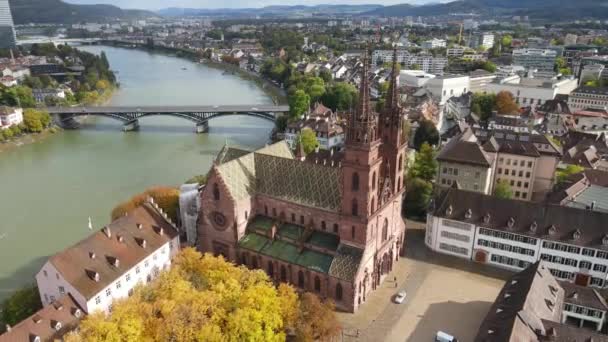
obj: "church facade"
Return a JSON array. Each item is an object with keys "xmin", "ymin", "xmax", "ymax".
[{"xmin": 197, "ymin": 50, "xmax": 408, "ymax": 312}]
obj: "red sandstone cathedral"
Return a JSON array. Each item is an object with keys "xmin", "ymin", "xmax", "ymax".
[{"xmin": 198, "ymin": 49, "xmax": 407, "ymax": 312}]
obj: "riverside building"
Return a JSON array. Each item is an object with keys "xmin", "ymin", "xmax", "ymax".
[
  {"xmin": 198, "ymin": 50, "xmax": 408, "ymax": 312},
  {"xmin": 35, "ymin": 200, "xmax": 180, "ymax": 315}
]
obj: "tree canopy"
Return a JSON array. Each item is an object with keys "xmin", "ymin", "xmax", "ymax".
[
  {"xmin": 65, "ymin": 249, "xmax": 340, "ymax": 342},
  {"xmin": 409, "ymin": 143, "xmax": 438, "ymax": 182},
  {"xmin": 495, "ymin": 91, "xmax": 519, "ymax": 114},
  {"xmin": 413, "ymin": 120, "xmax": 439, "ymax": 150},
  {"xmin": 288, "ymin": 89, "xmax": 311, "ymax": 120},
  {"xmin": 0, "ymin": 285, "xmax": 42, "ymax": 333},
  {"xmin": 556, "ymin": 165, "xmax": 584, "ymax": 184},
  {"xmin": 493, "ymin": 180, "xmax": 513, "ymax": 199},
  {"xmin": 299, "ymin": 128, "xmax": 319, "ymax": 155},
  {"xmin": 403, "ymin": 177, "xmax": 433, "ymax": 218},
  {"xmin": 471, "ymin": 93, "xmax": 496, "ymax": 121},
  {"xmin": 111, "ymin": 186, "xmax": 180, "ymax": 222},
  {"xmin": 321, "ymin": 82, "xmax": 358, "ymax": 112}
]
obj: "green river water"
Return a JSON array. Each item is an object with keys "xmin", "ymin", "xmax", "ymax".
[{"xmin": 0, "ymin": 45, "xmax": 274, "ymax": 300}]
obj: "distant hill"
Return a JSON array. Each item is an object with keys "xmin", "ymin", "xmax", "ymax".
[
  {"xmin": 158, "ymin": 4, "xmax": 383, "ymax": 18},
  {"xmin": 9, "ymin": 0, "xmax": 155, "ymax": 24},
  {"xmin": 363, "ymin": 0, "xmax": 608, "ymax": 19}
]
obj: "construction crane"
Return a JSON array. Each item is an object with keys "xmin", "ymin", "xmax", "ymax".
[{"xmin": 458, "ymin": 22, "xmax": 464, "ymax": 45}]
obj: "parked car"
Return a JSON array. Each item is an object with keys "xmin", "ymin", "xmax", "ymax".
[
  {"xmin": 435, "ymin": 331, "xmax": 457, "ymax": 342},
  {"xmin": 394, "ymin": 290, "xmax": 407, "ymax": 304}
]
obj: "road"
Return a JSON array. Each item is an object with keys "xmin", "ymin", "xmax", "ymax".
[{"xmin": 338, "ymin": 222, "xmax": 510, "ymax": 342}]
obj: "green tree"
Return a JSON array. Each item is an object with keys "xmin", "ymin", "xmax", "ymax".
[
  {"xmin": 275, "ymin": 115, "xmax": 289, "ymax": 133},
  {"xmin": 410, "ymin": 143, "xmax": 438, "ymax": 182},
  {"xmin": 321, "ymin": 82, "xmax": 358, "ymax": 111},
  {"xmin": 410, "ymin": 64, "xmax": 421, "ymax": 70},
  {"xmin": 289, "ymin": 89, "xmax": 310, "ymax": 120},
  {"xmin": 22, "ymin": 109, "xmax": 45, "ymax": 133},
  {"xmin": 481, "ymin": 61, "xmax": 497, "ymax": 73},
  {"xmin": 403, "ymin": 178, "xmax": 433, "ymax": 218},
  {"xmin": 556, "ymin": 165, "xmax": 584, "ymax": 184},
  {"xmin": 318, "ymin": 69, "xmax": 332, "ymax": 83},
  {"xmin": 299, "ymin": 128, "xmax": 319, "ymax": 155},
  {"xmin": 494, "ymin": 180, "xmax": 513, "ymax": 199},
  {"xmin": 471, "ymin": 93, "xmax": 496, "ymax": 120},
  {"xmin": 1, "ymin": 285, "xmax": 42, "ymax": 331},
  {"xmin": 501, "ymin": 35, "xmax": 513, "ymax": 48},
  {"xmin": 413, "ymin": 120, "xmax": 439, "ymax": 150},
  {"xmin": 302, "ymin": 76, "xmax": 325, "ymax": 102}
]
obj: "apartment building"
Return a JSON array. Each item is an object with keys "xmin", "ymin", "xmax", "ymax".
[
  {"xmin": 512, "ymin": 48, "xmax": 558, "ymax": 73},
  {"xmin": 372, "ymin": 49, "xmax": 448, "ymax": 75},
  {"xmin": 475, "ymin": 261, "xmax": 608, "ymax": 342},
  {"xmin": 427, "ymin": 188, "xmax": 608, "ymax": 290},
  {"xmin": 487, "ymin": 75, "xmax": 578, "ymax": 108},
  {"xmin": 468, "ymin": 69, "xmax": 496, "ymax": 93},
  {"xmin": 437, "ymin": 128, "xmax": 562, "ymax": 201},
  {"xmin": 568, "ymin": 86, "xmax": 608, "ymax": 112},
  {"xmin": 421, "ymin": 38, "xmax": 446, "ymax": 49},
  {"xmin": 424, "ymin": 74, "xmax": 470, "ymax": 105},
  {"xmin": 35, "ymin": 200, "xmax": 180, "ymax": 315},
  {"xmin": 470, "ymin": 33, "xmax": 495, "ymax": 50}
]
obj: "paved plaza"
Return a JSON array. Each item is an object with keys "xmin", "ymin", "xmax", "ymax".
[{"xmin": 337, "ymin": 222, "xmax": 510, "ymax": 342}]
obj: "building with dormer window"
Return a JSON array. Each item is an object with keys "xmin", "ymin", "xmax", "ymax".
[
  {"xmin": 427, "ymin": 188, "xmax": 608, "ymax": 289},
  {"xmin": 35, "ymin": 199, "xmax": 180, "ymax": 315}
]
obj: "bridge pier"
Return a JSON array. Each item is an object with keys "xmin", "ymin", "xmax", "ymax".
[
  {"xmin": 195, "ymin": 121, "xmax": 209, "ymax": 134},
  {"xmin": 123, "ymin": 120, "xmax": 140, "ymax": 132}
]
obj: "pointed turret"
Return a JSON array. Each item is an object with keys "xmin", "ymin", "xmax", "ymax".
[
  {"xmin": 384, "ymin": 46, "xmax": 400, "ymax": 111},
  {"xmin": 345, "ymin": 48, "xmax": 378, "ymax": 146}
]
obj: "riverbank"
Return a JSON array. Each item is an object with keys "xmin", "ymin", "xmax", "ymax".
[
  {"xmin": 0, "ymin": 127, "xmax": 60, "ymax": 153},
  {"xmin": 99, "ymin": 40, "xmax": 287, "ymax": 105}
]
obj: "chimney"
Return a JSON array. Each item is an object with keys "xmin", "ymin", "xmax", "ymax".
[
  {"xmin": 136, "ymin": 223, "xmax": 143, "ymax": 230},
  {"xmin": 117, "ymin": 235, "xmax": 124, "ymax": 243},
  {"xmin": 591, "ymin": 201, "xmax": 596, "ymax": 210},
  {"xmin": 102, "ymin": 226, "xmax": 111, "ymax": 238},
  {"xmin": 89, "ymin": 252, "xmax": 96, "ymax": 259},
  {"xmin": 5, "ymin": 324, "xmax": 10, "ymax": 332}
]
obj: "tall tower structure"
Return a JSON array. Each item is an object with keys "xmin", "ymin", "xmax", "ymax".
[
  {"xmin": 342, "ymin": 49, "xmax": 382, "ymax": 224},
  {"xmin": 0, "ymin": 0, "xmax": 16, "ymax": 49},
  {"xmin": 379, "ymin": 47, "xmax": 408, "ymax": 199}
]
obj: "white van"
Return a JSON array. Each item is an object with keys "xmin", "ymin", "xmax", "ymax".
[{"xmin": 435, "ymin": 331, "xmax": 457, "ymax": 342}]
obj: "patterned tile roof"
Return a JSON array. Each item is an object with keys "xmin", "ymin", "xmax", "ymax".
[
  {"xmin": 215, "ymin": 141, "xmax": 341, "ymax": 211},
  {"xmin": 255, "ymin": 153, "xmax": 341, "ymax": 211},
  {"xmin": 238, "ymin": 218, "xmax": 364, "ymax": 282},
  {"xmin": 329, "ymin": 244, "xmax": 364, "ymax": 282}
]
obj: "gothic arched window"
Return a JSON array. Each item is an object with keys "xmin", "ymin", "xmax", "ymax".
[
  {"xmin": 336, "ymin": 283, "xmax": 343, "ymax": 301},
  {"xmin": 372, "ymin": 171, "xmax": 377, "ymax": 191},
  {"xmin": 298, "ymin": 270, "xmax": 305, "ymax": 288},
  {"xmin": 382, "ymin": 218, "xmax": 389, "ymax": 242},
  {"xmin": 314, "ymin": 276, "xmax": 321, "ymax": 292},
  {"xmin": 352, "ymin": 172, "xmax": 360, "ymax": 191},
  {"xmin": 352, "ymin": 199, "xmax": 359, "ymax": 216},
  {"xmin": 213, "ymin": 183, "xmax": 220, "ymax": 201}
]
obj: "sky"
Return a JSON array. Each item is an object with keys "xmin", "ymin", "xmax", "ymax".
[{"xmin": 65, "ymin": 0, "xmax": 441, "ymax": 10}]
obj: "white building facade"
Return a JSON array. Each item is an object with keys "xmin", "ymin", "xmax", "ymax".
[
  {"xmin": 0, "ymin": 106, "xmax": 22, "ymax": 129},
  {"xmin": 36, "ymin": 201, "xmax": 181, "ymax": 314},
  {"xmin": 426, "ymin": 189, "xmax": 608, "ymax": 289}
]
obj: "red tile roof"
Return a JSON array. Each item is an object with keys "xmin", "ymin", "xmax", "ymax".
[
  {"xmin": 48, "ymin": 202, "xmax": 179, "ymax": 301},
  {"xmin": 0, "ymin": 294, "xmax": 84, "ymax": 342}
]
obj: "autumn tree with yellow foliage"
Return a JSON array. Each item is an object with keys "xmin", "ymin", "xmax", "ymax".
[
  {"xmin": 111, "ymin": 186, "xmax": 180, "ymax": 222},
  {"xmin": 65, "ymin": 249, "xmax": 340, "ymax": 342}
]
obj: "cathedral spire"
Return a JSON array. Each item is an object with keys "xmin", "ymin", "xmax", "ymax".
[
  {"xmin": 357, "ymin": 48, "xmax": 372, "ymax": 119},
  {"xmin": 384, "ymin": 46, "xmax": 400, "ymax": 111},
  {"xmin": 346, "ymin": 47, "xmax": 378, "ymax": 146}
]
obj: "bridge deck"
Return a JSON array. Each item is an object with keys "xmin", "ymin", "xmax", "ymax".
[{"xmin": 47, "ymin": 105, "xmax": 289, "ymax": 114}]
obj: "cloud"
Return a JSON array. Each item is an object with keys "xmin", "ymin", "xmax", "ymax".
[{"xmin": 65, "ymin": 0, "xmax": 438, "ymax": 10}]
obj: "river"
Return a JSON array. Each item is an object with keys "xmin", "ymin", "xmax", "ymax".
[{"xmin": 0, "ymin": 45, "xmax": 275, "ymax": 300}]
